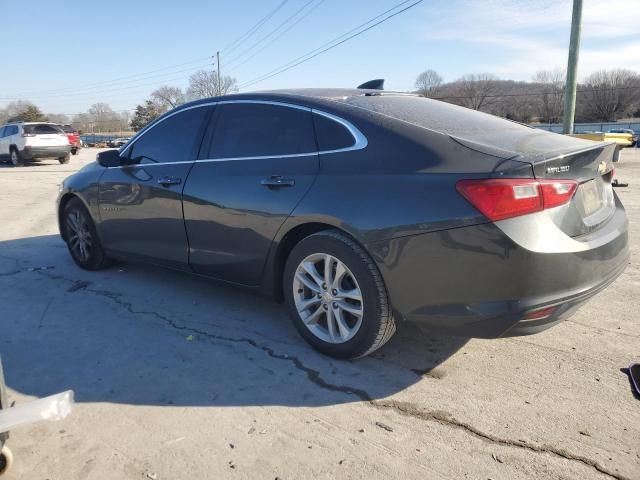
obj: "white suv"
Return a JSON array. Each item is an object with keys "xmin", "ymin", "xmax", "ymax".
[{"xmin": 0, "ymin": 122, "xmax": 71, "ymax": 166}]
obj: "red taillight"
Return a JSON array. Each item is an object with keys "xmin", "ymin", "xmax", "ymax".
[
  {"xmin": 523, "ymin": 306, "xmax": 557, "ymax": 320},
  {"xmin": 456, "ymin": 178, "xmax": 578, "ymax": 221},
  {"xmin": 539, "ymin": 181, "xmax": 578, "ymax": 209}
]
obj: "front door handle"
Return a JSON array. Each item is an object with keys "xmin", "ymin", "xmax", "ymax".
[
  {"xmin": 261, "ymin": 175, "xmax": 295, "ymax": 188},
  {"xmin": 157, "ymin": 176, "xmax": 182, "ymax": 186}
]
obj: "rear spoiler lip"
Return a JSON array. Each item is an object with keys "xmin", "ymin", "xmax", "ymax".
[{"xmin": 522, "ymin": 141, "xmax": 615, "ymax": 165}]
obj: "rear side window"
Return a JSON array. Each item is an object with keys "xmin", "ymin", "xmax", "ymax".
[
  {"xmin": 23, "ymin": 124, "xmax": 63, "ymax": 134},
  {"xmin": 128, "ymin": 107, "xmax": 208, "ymax": 164},
  {"xmin": 313, "ymin": 113, "xmax": 355, "ymax": 151},
  {"xmin": 208, "ymin": 103, "xmax": 316, "ymax": 158}
]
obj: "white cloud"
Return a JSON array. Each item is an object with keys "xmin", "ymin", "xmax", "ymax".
[{"xmin": 419, "ymin": 0, "xmax": 640, "ymax": 80}]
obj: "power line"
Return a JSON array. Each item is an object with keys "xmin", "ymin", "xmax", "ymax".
[
  {"xmin": 2, "ymin": 57, "xmax": 211, "ymax": 98},
  {"xmin": 224, "ymin": 0, "xmax": 321, "ymax": 70},
  {"xmin": 221, "ymin": 0, "xmax": 289, "ymax": 56},
  {"xmin": 0, "ymin": 63, "xmax": 209, "ymax": 100},
  {"xmin": 226, "ymin": 0, "xmax": 326, "ymax": 74},
  {"xmin": 238, "ymin": 0, "xmax": 424, "ymax": 90}
]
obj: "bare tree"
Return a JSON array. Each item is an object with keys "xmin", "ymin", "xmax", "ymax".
[
  {"xmin": 46, "ymin": 113, "xmax": 71, "ymax": 124},
  {"xmin": 71, "ymin": 103, "xmax": 130, "ymax": 133},
  {"xmin": 580, "ymin": 69, "xmax": 640, "ymax": 121},
  {"xmin": 151, "ymin": 86, "xmax": 185, "ymax": 110},
  {"xmin": 451, "ymin": 73, "xmax": 501, "ymax": 111},
  {"xmin": 532, "ymin": 69, "xmax": 565, "ymax": 123},
  {"xmin": 415, "ymin": 69, "xmax": 443, "ymax": 97},
  {"xmin": 186, "ymin": 70, "xmax": 238, "ymax": 100},
  {"xmin": 0, "ymin": 100, "xmax": 41, "ymax": 124}
]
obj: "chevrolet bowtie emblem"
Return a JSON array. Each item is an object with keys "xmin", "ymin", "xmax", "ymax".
[{"xmin": 598, "ymin": 161, "xmax": 607, "ymax": 175}]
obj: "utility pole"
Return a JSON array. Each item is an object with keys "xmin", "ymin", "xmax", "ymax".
[
  {"xmin": 562, "ymin": 0, "xmax": 583, "ymax": 134},
  {"xmin": 217, "ymin": 51, "xmax": 222, "ymax": 97}
]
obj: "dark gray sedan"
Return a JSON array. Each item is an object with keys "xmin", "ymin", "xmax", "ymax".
[{"xmin": 57, "ymin": 89, "xmax": 629, "ymax": 358}]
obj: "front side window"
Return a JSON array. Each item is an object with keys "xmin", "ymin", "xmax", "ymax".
[
  {"xmin": 208, "ymin": 103, "xmax": 316, "ymax": 158},
  {"xmin": 128, "ymin": 107, "xmax": 208, "ymax": 164}
]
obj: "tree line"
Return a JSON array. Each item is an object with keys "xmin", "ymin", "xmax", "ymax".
[
  {"xmin": 1, "ymin": 67, "xmax": 638, "ymax": 133},
  {"xmin": 129, "ymin": 69, "xmax": 238, "ymax": 130},
  {"xmin": 0, "ymin": 68, "xmax": 238, "ymax": 134},
  {"xmin": 414, "ymin": 68, "xmax": 640, "ymax": 124}
]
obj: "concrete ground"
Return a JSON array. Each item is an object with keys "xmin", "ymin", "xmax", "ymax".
[{"xmin": 0, "ymin": 148, "xmax": 638, "ymax": 480}]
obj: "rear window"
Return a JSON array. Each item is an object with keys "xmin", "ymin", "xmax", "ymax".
[
  {"xmin": 23, "ymin": 124, "xmax": 64, "ymax": 135},
  {"xmin": 341, "ymin": 95, "xmax": 533, "ymax": 138},
  {"xmin": 313, "ymin": 113, "xmax": 354, "ymax": 151},
  {"xmin": 339, "ymin": 95, "xmax": 591, "ymax": 157}
]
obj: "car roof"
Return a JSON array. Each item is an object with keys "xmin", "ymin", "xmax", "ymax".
[{"xmin": 180, "ymin": 88, "xmax": 417, "ymax": 110}]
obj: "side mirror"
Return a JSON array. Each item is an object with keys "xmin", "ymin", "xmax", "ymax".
[{"xmin": 96, "ymin": 149, "xmax": 123, "ymax": 168}]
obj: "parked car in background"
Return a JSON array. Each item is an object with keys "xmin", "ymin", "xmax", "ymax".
[
  {"xmin": 59, "ymin": 124, "xmax": 82, "ymax": 155},
  {"xmin": 0, "ymin": 122, "xmax": 71, "ymax": 166},
  {"xmin": 57, "ymin": 89, "xmax": 629, "ymax": 358},
  {"xmin": 608, "ymin": 128, "xmax": 638, "ymax": 147},
  {"xmin": 572, "ymin": 131, "xmax": 633, "ymax": 148},
  {"xmin": 108, "ymin": 138, "xmax": 130, "ymax": 148}
]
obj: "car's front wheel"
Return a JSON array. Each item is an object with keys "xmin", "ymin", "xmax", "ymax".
[
  {"xmin": 283, "ymin": 230, "xmax": 397, "ymax": 359},
  {"xmin": 63, "ymin": 198, "xmax": 111, "ymax": 270}
]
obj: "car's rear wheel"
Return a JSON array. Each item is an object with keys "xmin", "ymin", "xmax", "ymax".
[
  {"xmin": 9, "ymin": 148, "xmax": 23, "ymax": 167},
  {"xmin": 71, "ymin": 148, "xmax": 78, "ymax": 155},
  {"xmin": 58, "ymin": 153, "xmax": 70, "ymax": 164},
  {"xmin": 283, "ymin": 230, "xmax": 396, "ymax": 359},
  {"xmin": 63, "ymin": 198, "xmax": 111, "ymax": 270},
  {"xmin": 0, "ymin": 445, "xmax": 13, "ymax": 475}
]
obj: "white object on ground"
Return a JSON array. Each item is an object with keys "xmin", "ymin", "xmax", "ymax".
[{"xmin": 0, "ymin": 391, "xmax": 74, "ymax": 434}]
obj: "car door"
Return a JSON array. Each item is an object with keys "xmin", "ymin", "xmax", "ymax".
[
  {"xmin": 98, "ymin": 105, "xmax": 211, "ymax": 269},
  {"xmin": 182, "ymin": 100, "xmax": 319, "ymax": 285}
]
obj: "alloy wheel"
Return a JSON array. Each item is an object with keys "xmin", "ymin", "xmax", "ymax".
[
  {"xmin": 66, "ymin": 209, "xmax": 93, "ymax": 262},
  {"xmin": 293, "ymin": 253, "xmax": 364, "ymax": 344}
]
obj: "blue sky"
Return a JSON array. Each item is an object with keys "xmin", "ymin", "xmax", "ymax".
[{"xmin": 1, "ymin": 0, "xmax": 638, "ymax": 115}]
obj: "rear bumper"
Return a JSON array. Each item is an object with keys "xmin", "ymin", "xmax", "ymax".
[
  {"xmin": 20, "ymin": 145, "xmax": 71, "ymax": 160},
  {"xmin": 367, "ymin": 199, "xmax": 629, "ymax": 338}
]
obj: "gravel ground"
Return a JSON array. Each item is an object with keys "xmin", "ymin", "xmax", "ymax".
[{"xmin": 0, "ymin": 148, "xmax": 638, "ymax": 480}]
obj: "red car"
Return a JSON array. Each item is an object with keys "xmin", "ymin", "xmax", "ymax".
[{"xmin": 59, "ymin": 125, "xmax": 81, "ymax": 155}]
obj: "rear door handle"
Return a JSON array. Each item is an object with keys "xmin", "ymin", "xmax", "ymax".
[
  {"xmin": 261, "ymin": 175, "xmax": 295, "ymax": 188},
  {"xmin": 157, "ymin": 176, "xmax": 182, "ymax": 186}
]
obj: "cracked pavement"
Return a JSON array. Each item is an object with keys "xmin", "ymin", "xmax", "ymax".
[{"xmin": 0, "ymin": 149, "xmax": 638, "ymax": 480}]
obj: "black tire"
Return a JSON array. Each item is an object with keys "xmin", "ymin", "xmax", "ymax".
[
  {"xmin": 9, "ymin": 147, "xmax": 23, "ymax": 167},
  {"xmin": 58, "ymin": 153, "xmax": 71, "ymax": 164},
  {"xmin": 283, "ymin": 229, "xmax": 396, "ymax": 359},
  {"xmin": 71, "ymin": 148, "xmax": 78, "ymax": 155},
  {"xmin": 0, "ymin": 445, "xmax": 13, "ymax": 475},
  {"xmin": 63, "ymin": 198, "xmax": 111, "ymax": 270}
]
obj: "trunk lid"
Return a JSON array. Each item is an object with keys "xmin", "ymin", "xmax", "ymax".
[
  {"xmin": 448, "ymin": 123, "xmax": 617, "ymax": 238},
  {"xmin": 527, "ymin": 142, "xmax": 616, "ymax": 238},
  {"xmin": 23, "ymin": 124, "xmax": 69, "ymax": 147}
]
